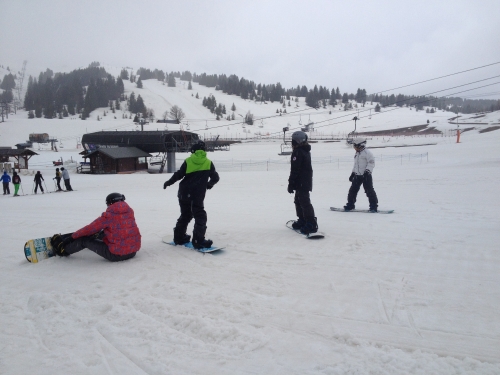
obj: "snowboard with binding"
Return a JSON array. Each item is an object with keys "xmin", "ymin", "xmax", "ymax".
[
  {"xmin": 162, "ymin": 236, "xmax": 225, "ymax": 253},
  {"xmin": 286, "ymin": 221, "xmax": 325, "ymax": 239},
  {"xmin": 24, "ymin": 237, "xmax": 55, "ymax": 263},
  {"xmin": 330, "ymin": 207, "xmax": 394, "ymax": 214}
]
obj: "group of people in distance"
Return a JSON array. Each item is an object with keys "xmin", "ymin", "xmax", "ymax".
[
  {"xmin": 49, "ymin": 134, "xmax": 378, "ymax": 262},
  {"xmin": 1, "ymin": 167, "xmax": 74, "ymax": 195}
]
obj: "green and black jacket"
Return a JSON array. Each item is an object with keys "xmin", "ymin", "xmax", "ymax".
[{"xmin": 165, "ymin": 150, "xmax": 220, "ymax": 200}]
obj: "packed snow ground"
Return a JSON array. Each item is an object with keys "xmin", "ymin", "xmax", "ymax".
[{"xmin": 1, "ymin": 77, "xmax": 500, "ymax": 374}]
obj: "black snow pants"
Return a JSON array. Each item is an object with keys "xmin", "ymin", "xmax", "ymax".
[
  {"xmin": 55, "ymin": 177, "xmax": 62, "ymax": 190},
  {"xmin": 347, "ymin": 174, "xmax": 378, "ymax": 210},
  {"xmin": 174, "ymin": 198, "xmax": 208, "ymax": 242},
  {"xmin": 34, "ymin": 181, "xmax": 44, "ymax": 193},
  {"xmin": 2, "ymin": 182, "xmax": 10, "ymax": 194},
  {"xmin": 64, "ymin": 179, "xmax": 73, "ymax": 191},
  {"xmin": 294, "ymin": 189, "xmax": 315, "ymax": 221},
  {"xmin": 64, "ymin": 233, "xmax": 136, "ymax": 262}
]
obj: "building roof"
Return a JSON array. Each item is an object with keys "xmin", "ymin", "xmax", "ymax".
[
  {"xmin": 0, "ymin": 149, "xmax": 38, "ymax": 156},
  {"xmin": 85, "ymin": 147, "xmax": 151, "ymax": 159},
  {"xmin": 81, "ymin": 130, "xmax": 199, "ymax": 153}
]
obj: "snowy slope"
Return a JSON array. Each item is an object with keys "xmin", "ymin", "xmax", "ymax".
[{"xmin": 1, "ymin": 80, "xmax": 500, "ymax": 374}]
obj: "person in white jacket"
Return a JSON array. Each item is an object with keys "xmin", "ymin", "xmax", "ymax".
[{"xmin": 344, "ymin": 138, "xmax": 378, "ymax": 212}]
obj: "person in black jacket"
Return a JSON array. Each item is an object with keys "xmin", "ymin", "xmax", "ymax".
[
  {"xmin": 33, "ymin": 171, "xmax": 44, "ymax": 194},
  {"xmin": 288, "ymin": 131, "xmax": 318, "ymax": 234},
  {"xmin": 163, "ymin": 140, "xmax": 220, "ymax": 249}
]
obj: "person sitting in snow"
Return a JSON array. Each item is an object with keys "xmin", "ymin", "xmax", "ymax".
[
  {"xmin": 50, "ymin": 193, "xmax": 141, "ymax": 261},
  {"xmin": 163, "ymin": 140, "xmax": 220, "ymax": 249},
  {"xmin": 288, "ymin": 131, "xmax": 318, "ymax": 234},
  {"xmin": 344, "ymin": 138, "xmax": 378, "ymax": 212}
]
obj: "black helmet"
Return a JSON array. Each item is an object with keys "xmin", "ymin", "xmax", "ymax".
[
  {"xmin": 291, "ymin": 131, "xmax": 308, "ymax": 145},
  {"xmin": 106, "ymin": 192, "xmax": 125, "ymax": 205},
  {"xmin": 191, "ymin": 140, "xmax": 206, "ymax": 153}
]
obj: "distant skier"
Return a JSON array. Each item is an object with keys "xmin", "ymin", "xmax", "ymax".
[
  {"xmin": 344, "ymin": 138, "xmax": 378, "ymax": 212},
  {"xmin": 1, "ymin": 171, "xmax": 11, "ymax": 195},
  {"xmin": 53, "ymin": 168, "xmax": 63, "ymax": 191},
  {"xmin": 288, "ymin": 131, "xmax": 318, "ymax": 234},
  {"xmin": 33, "ymin": 171, "xmax": 44, "ymax": 194},
  {"xmin": 163, "ymin": 140, "xmax": 220, "ymax": 249},
  {"xmin": 61, "ymin": 167, "xmax": 73, "ymax": 191},
  {"xmin": 12, "ymin": 171, "xmax": 21, "ymax": 196},
  {"xmin": 50, "ymin": 193, "xmax": 141, "ymax": 261}
]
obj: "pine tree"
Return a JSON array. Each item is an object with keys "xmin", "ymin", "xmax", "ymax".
[
  {"xmin": 167, "ymin": 74, "xmax": 176, "ymax": 87},
  {"xmin": 136, "ymin": 77, "xmax": 143, "ymax": 88},
  {"xmin": 188, "ymin": 80, "xmax": 192, "ymax": 90}
]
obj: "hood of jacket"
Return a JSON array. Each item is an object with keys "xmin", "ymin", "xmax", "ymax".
[{"xmin": 190, "ymin": 150, "xmax": 208, "ymax": 165}]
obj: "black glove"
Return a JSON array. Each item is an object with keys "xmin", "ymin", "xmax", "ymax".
[
  {"xmin": 349, "ymin": 172, "xmax": 355, "ymax": 182},
  {"xmin": 207, "ymin": 183, "xmax": 213, "ymax": 190},
  {"xmin": 287, "ymin": 185, "xmax": 294, "ymax": 194},
  {"xmin": 163, "ymin": 181, "xmax": 169, "ymax": 189},
  {"xmin": 62, "ymin": 236, "xmax": 74, "ymax": 246},
  {"xmin": 363, "ymin": 169, "xmax": 371, "ymax": 178}
]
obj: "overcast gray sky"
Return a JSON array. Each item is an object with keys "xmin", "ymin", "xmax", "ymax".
[{"xmin": 1, "ymin": 0, "xmax": 500, "ymax": 98}]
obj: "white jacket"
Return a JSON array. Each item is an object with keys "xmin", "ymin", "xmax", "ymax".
[
  {"xmin": 352, "ymin": 148, "xmax": 375, "ymax": 175},
  {"xmin": 62, "ymin": 169, "xmax": 70, "ymax": 180}
]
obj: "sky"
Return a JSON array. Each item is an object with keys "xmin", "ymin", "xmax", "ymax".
[{"xmin": 1, "ymin": 0, "xmax": 500, "ymax": 99}]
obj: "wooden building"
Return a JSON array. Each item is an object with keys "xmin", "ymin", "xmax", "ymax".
[
  {"xmin": 80, "ymin": 130, "xmax": 200, "ymax": 173},
  {"xmin": 82, "ymin": 147, "xmax": 151, "ymax": 174},
  {"xmin": 0, "ymin": 148, "xmax": 38, "ymax": 170}
]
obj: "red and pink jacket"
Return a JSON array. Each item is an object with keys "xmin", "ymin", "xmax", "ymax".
[{"xmin": 72, "ymin": 201, "xmax": 141, "ymax": 255}]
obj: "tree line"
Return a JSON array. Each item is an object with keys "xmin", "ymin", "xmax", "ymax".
[{"xmin": 22, "ymin": 66, "xmax": 125, "ymax": 120}]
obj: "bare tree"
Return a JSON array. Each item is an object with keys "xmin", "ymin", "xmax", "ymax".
[{"xmin": 168, "ymin": 105, "xmax": 185, "ymax": 123}]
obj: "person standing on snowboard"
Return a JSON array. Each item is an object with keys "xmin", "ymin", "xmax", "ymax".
[
  {"xmin": 344, "ymin": 138, "xmax": 378, "ymax": 212},
  {"xmin": 288, "ymin": 131, "xmax": 318, "ymax": 234},
  {"xmin": 163, "ymin": 140, "xmax": 220, "ymax": 249},
  {"xmin": 50, "ymin": 193, "xmax": 141, "ymax": 261}
]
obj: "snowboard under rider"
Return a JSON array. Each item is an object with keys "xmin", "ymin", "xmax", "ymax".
[
  {"xmin": 288, "ymin": 130, "xmax": 318, "ymax": 234},
  {"xmin": 50, "ymin": 193, "xmax": 141, "ymax": 261},
  {"xmin": 33, "ymin": 171, "xmax": 44, "ymax": 194},
  {"xmin": 344, "ymin": 138, "xmax": 378, "ymax": 212},
  {"xmin": 163, "ymin": 140, "xmax": 220, "ymax": 249}
]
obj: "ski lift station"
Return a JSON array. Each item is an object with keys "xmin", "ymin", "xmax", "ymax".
[{"xmin": 80, "ymin": 130, "xmax": 200, "ymax": 174}]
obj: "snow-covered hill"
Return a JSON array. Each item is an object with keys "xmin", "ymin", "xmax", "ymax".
[{"xmin": 1, "ymin": 70, "xmax": 500, "ymax": 374}]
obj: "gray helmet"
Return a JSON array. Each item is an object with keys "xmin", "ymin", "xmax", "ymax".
[
  {"xmin": 353, "ymin": 137, "xmax": 367, "ymax": 147},
  {"xmin": 291, "ymin": 131, "xmax": 308, "ymax": 145}
]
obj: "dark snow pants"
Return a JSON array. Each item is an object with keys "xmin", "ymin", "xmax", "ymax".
[
  {"xmin": 347, "ymin": 174, "xmax": 378, "ymax": 209},
  {"xmin": 34, "ymin": 181, "xmax": 44, "ymax": 193},
  {"xmin": 64, "ymin": 179, "xmax": 73, "ymax": 191},
  {"xmin": 174, "ymin": 198, "xmax": 207, "ymax": 241},
  {"xmin": 294, "ymin": 189, "xmax": 315, "ymax": 221},
  {"xmin": 55, "ymin": 177, "xmax": 62, "ymax": 190},
  {"xmin": 65, "ymin": 235, "xmax": 136, "ymax": 262},
  {"xmin": 2, "ymin": 182, "xmax": 9, "ymax": 194}
]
